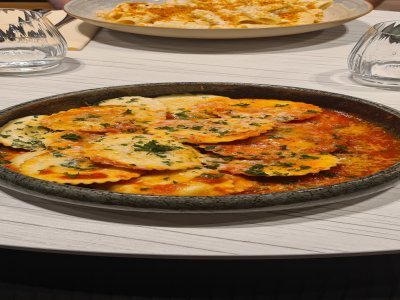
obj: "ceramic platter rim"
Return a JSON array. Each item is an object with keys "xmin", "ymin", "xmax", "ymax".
[
  {"xmin": 0, "ymin": 82, "xmax": 399, "ymax": 214},
  {"xmin": 64, "ymin": 0, "xmax": 373, "ymax": 39}
]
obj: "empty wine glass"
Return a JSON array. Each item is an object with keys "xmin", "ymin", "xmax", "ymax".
[
  {"xmin": 0, "ymin": 9, "xmax": 67, "ymax": 73},
  {"xmin": 348, "ymin": 20, "xmax": 400, "ymax": 87}
]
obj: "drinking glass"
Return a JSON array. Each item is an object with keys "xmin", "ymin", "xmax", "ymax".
[
  {"xmin": 348, "ymin": 20, "xmax": 400, "ymax": 87},
  {"xmin": 0, "ymin": 9, "xmax": 67, "ymax": 72}
]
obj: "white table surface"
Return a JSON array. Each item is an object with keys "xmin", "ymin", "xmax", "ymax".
[{"xmin": 0, "ymin": 10, "xmax": 400, "ymax": 258}]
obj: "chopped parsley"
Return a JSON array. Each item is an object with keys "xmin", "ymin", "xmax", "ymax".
[
  {"xmin": 156, "ymin": 126, "xmax": 177, "ymax": 132},
  {"xmin": 244, "ymin": 164, "xmax": 266, "ymax": 176},
  {"xmin": 299, "ymin": 165, "xmax": 311, "ymax": 170},
  {"xmin": 61, "ymin": 133, "xmax": 81, "ymax": 141},
  {"xmin": 300, "ymin": 154, "xmax": 319, "ymax": 160},
  {"xmin": 87, "ymin": 114, "xmax": 100, "ymax": 118},
  {"xmin": 231, "ymin": 103, "xmax": 250, "ymax": 107},
  {"xmin": 51, "ymin": 151, "xmax": 63, "ymax": 157},
  {"xmin": 275, "ymin": 162, "xmax": 294, "ymax": 167},
  {"xmin": 127, "ymin": 97, "xmax": 140, "ymax": 103},
  {"xmin": 11, "ymin": 138, "xmax": 44, "ymax": 150},
  {"xmin": 336, "ymin": 145, "xmax": 348, "ymax": 152},
  {"xmin": 174, "ymin": 112, "xmax": 189, "ymax": 120},
  {"xmin": 133, "ymin": 140, "xmax": 182, "ymax": 156},
  {"xmin": 204, "ymin": 145, "xmax": 217, "ymax": 151},
  {"xmin": 63, "ymin": 172, "xmax": 79, "ymax": 179},
  {"xmin": 60, "ymin": 159, "xmax": 94, "ymax": 170}
]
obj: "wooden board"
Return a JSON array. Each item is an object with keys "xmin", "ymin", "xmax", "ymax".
[{"xmin": 0, "ymin": 2, "xmax": 51, "ymax": 9}]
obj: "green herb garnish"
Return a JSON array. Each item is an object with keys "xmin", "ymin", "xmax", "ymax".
[
  {"xmin": 61, "ymin": 133, "xmax": 81, "ymax": 141},
  {"xmin": 133, "ymin": 140, "xmax": 182, "ymax": 155},
  {"xmin": 231, "ymin": 103, "xmax": 250, "ymax": 107},
  {"xmin": 244, "ymin": 164, "xmax": 266, "ymax": 176},
  {"xmin": 300, "ymin": 154, "xmax": 319, "ymax": 160}
]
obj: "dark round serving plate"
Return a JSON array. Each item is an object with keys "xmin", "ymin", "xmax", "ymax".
[{"xmin": 0, "ymin": 82, "xmax": 399, "ymax": 213}]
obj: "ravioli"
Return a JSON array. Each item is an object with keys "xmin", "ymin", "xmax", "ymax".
[
  {"xmin": 200, "ymin": 121, "xmax": 337, "ymax": 160},
  {"xmin": 10, "ymin": 150, "xmax": 47, "ymax": 169},
  {"xmin": 18, "ymin": 151, "xmax": 141, "ymax": 185},
  {"xmin": 40, "ymin": 106, "xmax": 160, "ymax": 133},
  {"xmin": 203, "ymin": 99, "xmax": 322, "ymax": 121},
  {"xmin": 42, "ymin": 130, "xmax": 101, "ymax": 157},
  {"xmin": 200, "ymin": 152, "xmax": 235, "ymax": 170},
  {"xmin": 0, "ymin": 146, "xmax": 28, "ymax": 169},
  {"xmin": 100, "ymin": 168, "xmax": 254, "ymax": 196},
  {"xmin": 0, "ymin": 116, "xmax": 50, "ymax": 150},
  {"xmin": 155, "ymin": 94, "xmax": 230, "ymax": 119},
  {"xmin": 219, "ymin": 154, "xmax": 338, "ymax": 176},
  {"xmin": 2, "ymin": 94, "xmax": 398, "ymax": 198},
  {"xmin": 98, "ymin": 96, "xmax": 153, "ymax": 106},
  {"xmin": 83, "ymin": 133, "xmax": 201, "ymax": 170},
  {"xmin": 148, "ymin": 118, "xmax": 275, "ymax": 143},
  {"xmin": 98, "ymin": 96, "xmax": 167, "ymax": 119}
]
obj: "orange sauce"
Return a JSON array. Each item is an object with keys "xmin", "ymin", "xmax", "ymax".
[{"xmin": 239, "ymin": 109, "xmax": 400, "ymax": 194}]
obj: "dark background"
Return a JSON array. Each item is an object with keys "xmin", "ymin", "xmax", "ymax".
[{"xmin": 1, "ymin": 248, "xmax": 400, "ymax": 299}]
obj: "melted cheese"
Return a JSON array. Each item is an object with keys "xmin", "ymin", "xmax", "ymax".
[
  {"xmin": 40, "ymin": 106, "xmax": 159, "ymax": 133},
  {"xmin": 101, "ymin": 168, "xmax": 254, "ymax": 196},
  {"xmin": 42, "ymin": 130, "xmax": 101, "ymax": 158},
  {"xmin": 204, "ymin": 99, "xmax": 322, "ymax": 121},
  {"xmin": 148, "ymin": 118, "xmax": 275, "ymax": 143},
  {"xmin": 156, "ymin": 94, "xmax": 230, "ymax": 119},
  {"xmin": 98, "ymin": 96, "xmax": 167, "ymax": 119},
  {"xmin": 200, "ymin": 121, "xmax": 336, "ymax": 160},
  {"xmin": 0, "ymin": 116, "xmax": 50, "ymax": 150},
  {"xmin": 83, "ymin": 133, "xmax": 202, "ymax": 170},
  {"xmin": 219, "ymin": 154, "xmax": 338, "ymax": 176},
  {"xmin": 18, "ymin": 151, "xmax": 141, "ymax": 185},
  {"xmin": 10, "ymin": 150, "xmax": 47, "ymax": 169}
]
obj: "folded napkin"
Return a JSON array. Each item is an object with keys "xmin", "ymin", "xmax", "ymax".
[{"xmin": 46, "ymin": 10, "xmax": 99, "ymax": 51}]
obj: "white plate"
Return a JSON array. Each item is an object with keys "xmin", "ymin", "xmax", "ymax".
[{"xmin": 64, "ymin": 0, "xmax": 373, "ymax": 39}]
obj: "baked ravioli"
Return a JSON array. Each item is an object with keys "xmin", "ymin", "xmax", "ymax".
[
  {"xmin": 148, "ymin": 118, "xmax": 275, "ymax": 143},
  {"xmin": 0, "ymin": 94, "xmax": 399, "ymax": 197},
  {"xmin": 40, "ymin": 106, "xmax": 162, "ymax": 133},
  {"xmin": 97, "ymin": 0, "xmax": 333, "ymax": 29},
  {"xmin": 0, "ymin": 115, "xmax": 50, "ymax": 150},
  {"xmin": 17, "ymin": 151, "xmax": 140, "ymax": 185},
  {"xmin": 101, "ymin": 168, "xmax": 254, "ymax": 196},
  {"xmin": 83, "ymin": 133, "xmax": 202, "ymax": 171}
]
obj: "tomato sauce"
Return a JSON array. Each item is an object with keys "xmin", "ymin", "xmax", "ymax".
[{"xmin": 239, "ymin": 109, "xmax": 400, "ymax": 194}]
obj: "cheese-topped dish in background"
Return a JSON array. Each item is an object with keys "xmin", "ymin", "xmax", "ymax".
[
  {"xmin": 97, "ymin": 0, "xmax": 333, "ymax": 29},
  {"xmin": 0, "ymin": 93, "xmax": 399, "ymax": 197}
]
